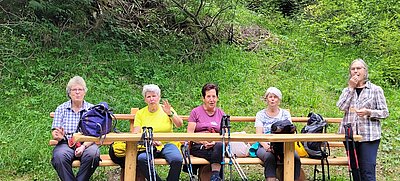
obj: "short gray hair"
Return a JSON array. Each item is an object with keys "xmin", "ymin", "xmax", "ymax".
[
  {"xmin": 142, "ymin": 84, "xmax": 161, "ymax": 97},
  {"xmin": 349, "ymin": 58, "xmax": 369, "ymax": 82},
  {"xmin": 66, "ymin": 76, "xmax": 87, "ymax": 94},
  {"xmin": 263, "ymin": 87, "xmax": 282, "ymax": 100}
]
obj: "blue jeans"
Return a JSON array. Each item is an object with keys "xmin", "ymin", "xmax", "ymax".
[
  {"xmin": 137, "ymin": 143, "xmax": 183, "ymax": 181},
  {"xmin": 51, "ymin": 142, "xmax": 100, "ymax": 181},
  {"xmin": 344, "ymin": 139, "xmax": 380, "ymax": 181}
]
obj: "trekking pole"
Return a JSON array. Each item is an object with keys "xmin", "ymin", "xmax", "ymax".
[
  {"xmin": 181, "ymin": 141, "xmax": 195, "ymax": 181},
  {"xmin": 227, "ymin": 150, "xmax": 248, "ymax": 181},
  {"xmin": 224, "ymin": 115, "xmax": 248, "ymax": 181},
  {"xmin": 344, "ymin": 123, "xmax": 354, "ymax": 181},
  {"xmin": 347, "ymin": 124, "xmax": 361, "ymax": 181},
  {"xmin": 220, "ymin": 115, "xmax": 227, "ymax": 181},
  {"xmin": 225, "ymin": 115, "xmax": 233, "ymax": 181},
  {"xmin": 142, "ymin": 127, "xmax": 153, "ymax": 181},
  {"xmin": 148, "ymin": 127, "xmax": 157, "ymax": 181}
]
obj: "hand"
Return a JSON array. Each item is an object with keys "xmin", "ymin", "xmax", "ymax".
[
  {"xmin": 153, "ymin": 141, "xmax": 162, "ymax": 146},
  {"xmin": 161, "ymin": 99, "xmax": 172, "ymax": 115},
  {"xmin": 356, "ymin": 108, "xmax": 371, "ymax": 117},
  {"xmin": 74, "ymin": 145, "xmax": 85, "ymax": 157},
  {"xmin": 348, "ymin": 75, "xmax": 359, "ymax": 89},
  {"xmin": 204, "ymin": 141, "xmax": 215, "ymax": 149},
  {"xmin": 52, "ymin": 127, "xmax": 65, "ymax": 141}
]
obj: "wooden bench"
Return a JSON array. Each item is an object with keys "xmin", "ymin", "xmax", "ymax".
[{"xmin": 49, "ymin": 108, "xmax": 348, "ymax": 180}]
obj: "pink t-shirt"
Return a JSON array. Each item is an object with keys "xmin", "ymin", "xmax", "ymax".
[{"xmin": 188, "ymin": 105, "xmax": 225, "ymax": 133}]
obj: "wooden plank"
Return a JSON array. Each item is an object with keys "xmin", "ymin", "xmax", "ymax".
[
  {"xmin": 50, "ymin": 112, "xmax": 342, "ymax": 123},
  {"xmin": 72, "ymin": 133, "xmax": 361, "ymax": 146},
  {"xmin": 73, "ymin": 154, "xmax": 348, "ymax": 167},
  {"xmin": 179, "ymin": 115, "xmax": 342, "ymax": 123},
  {"xmin": 49, "ymin": 112, "xmax": 135, "ymax": 120}
]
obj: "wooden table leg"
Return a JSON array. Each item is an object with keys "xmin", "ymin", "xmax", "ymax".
[
  {"xmin": 283, "ymin": 142, "xmax": 295, "ymax": 181},
  {"xmin": 125, "ymin": 141, "xmax": 138, "ymax": 181}
]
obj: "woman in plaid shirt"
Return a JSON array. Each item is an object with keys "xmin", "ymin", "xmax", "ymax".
[
  {"xmin": 337, "ymin": 59, "xmax": 389, "ymax": 181},
  {"xmin": 51, "ymin": 76, "xmax": 100, "ymax": 181}
]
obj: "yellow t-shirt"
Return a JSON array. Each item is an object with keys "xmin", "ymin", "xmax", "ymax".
[{"xmin": 134, "ymin": 105, "xmax": 180, "ymax": 151}]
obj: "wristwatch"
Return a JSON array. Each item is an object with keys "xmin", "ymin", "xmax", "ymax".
[{"xmin": 168, "ymin": 112, "xmax": 174, "ymax": 118}]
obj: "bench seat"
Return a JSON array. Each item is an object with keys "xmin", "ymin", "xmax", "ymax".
[{"xmin": 71, "ymin": 154, "xmax": 347, "ymax": 167}]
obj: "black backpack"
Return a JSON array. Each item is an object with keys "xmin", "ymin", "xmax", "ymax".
[
  {"xmin": 301, "ymin": 112, "xmax": 330, "ymax": 180},
  {"xmin": 271, "ymin": 119, "xmax": 296, "ymax": 160}
]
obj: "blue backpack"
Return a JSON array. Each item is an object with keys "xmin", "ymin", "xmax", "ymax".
[{"xmin": 80, "ymin": 102, "xmax": 115, "ymax": 138}]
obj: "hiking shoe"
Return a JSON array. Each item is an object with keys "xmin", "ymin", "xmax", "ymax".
[{"xmin": 210, "ymin": 174, "xmax": 222, "ymax": 181}]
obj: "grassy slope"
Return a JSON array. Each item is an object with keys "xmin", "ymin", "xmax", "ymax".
[{"xmin": 0, "ymin": 8, "xmax": 399, "ymax": 181}]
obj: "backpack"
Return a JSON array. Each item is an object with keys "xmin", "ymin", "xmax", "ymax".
[
  {"xmin": 80, "ymin": 102, "xmax": 115, "ymax": 138},
  {"xmin": 301, "ymin": 112, "xmax": 330, "ymax": 180},
  {"xmin": 270, "ymin": 119, "xmax": 296, "ymax": 160},
  {"xmin": 301, "ymin": 112, "xmax": 329, "ymax": 159}
]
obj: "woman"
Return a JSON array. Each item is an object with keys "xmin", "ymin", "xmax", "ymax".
[
  {"xmin": 255, "ymin": 87, "xmax": 301, "ymax": 181},
  {"xmin": 187, "ymin": 83, "xmax": 225, "ymax": 181},
  {"xmin": 51, "ymin": 76, "xmax": 100, "ymax": 181},
  {"xmin": 337, "ymin": 58, "xmax": 389, "ymax": 181},
  {"xmin": 110, "ymin": 84, "xmax": 183, "ymax": 181}
]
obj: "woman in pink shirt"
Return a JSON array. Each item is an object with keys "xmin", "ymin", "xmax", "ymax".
[{"xmin": 187, "ymin": 83, "xmax": 225, "ymax": 181}]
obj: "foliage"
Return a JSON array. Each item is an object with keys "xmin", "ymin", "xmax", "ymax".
[{"xmin": 0, "ymin": 0, "xmax": 399, "ymax": 180}]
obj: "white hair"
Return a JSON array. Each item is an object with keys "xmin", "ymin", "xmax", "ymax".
[
  {"xmin": 349, "ymin": 58, "xmax": 369, "ymax": 82},
  {"xmin": 66, "ymin": 76, "xmax": 87, "ymax": 94},
  {"xmin": 263, "ymin": 87, "xmax": 282, "ymax": 100},
  {"xmin": 142, "ymin": 84, "xmax": 161, "ymax": 97}
]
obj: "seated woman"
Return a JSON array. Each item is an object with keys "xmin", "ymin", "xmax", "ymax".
[
  {"xmin": 255, "ymin": 87, "xmax": 302, "ymax": 181},
  {"xmin": 187, "ymin": 83, "xmax": 225, "ymax": 181},
  {"xmin": 109, "ymin": 84, "xmax": 183, "ymax": 181},
  {"xmin": 51, "ymin": 76, "xmax": 100, "ymax": 181}
]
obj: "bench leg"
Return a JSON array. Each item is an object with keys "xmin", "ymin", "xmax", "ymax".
[
  {"xmin": 276, "ymin": 167, "xmax": 305, "ymax": 181},
  {"xmin": 119, "ymin": 168, "xmax": 146, "ymax": 181},
  {"xmin": 198, "ymin": 165, "xmax": 212, "ymax": 181}
]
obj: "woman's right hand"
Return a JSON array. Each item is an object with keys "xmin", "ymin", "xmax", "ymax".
[
  {"xmin": 203, "ymin": 141, "xmax": 215, "ymax": 149},
  {"xmin": 52, "ymin": 127, "xmax": 65, "ymax": 141},
  {"xmin": 348, "ymin": 75, "xmax": 359, "ymax": 89}
]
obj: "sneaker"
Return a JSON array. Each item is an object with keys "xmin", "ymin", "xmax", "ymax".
[{"xmin": 210, "ymin": 174, "xmax": 222, "ymax": 181}]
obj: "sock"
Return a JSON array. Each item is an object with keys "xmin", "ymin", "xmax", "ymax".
[{"xmin": 212, "ymin": 171, "xmax": 220, "ymax": 177}]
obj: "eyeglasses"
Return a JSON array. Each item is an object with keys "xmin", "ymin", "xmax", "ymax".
[
  {"xmin": 70, "ymin": 88, "xmax": 84, "ymax": 93},
  {"xmin": 350, "ymin": 67, "xmax": 365, "ymax": 71}
]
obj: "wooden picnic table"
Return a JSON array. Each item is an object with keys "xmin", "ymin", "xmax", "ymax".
[{"xmin": 73, "ymin": 132, "xmax": 361, "ymax": 181}]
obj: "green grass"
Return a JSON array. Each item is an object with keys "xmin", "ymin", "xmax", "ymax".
[{"xmin": 1, "ymin": 1, "xmax": 399, "ymax": 180}]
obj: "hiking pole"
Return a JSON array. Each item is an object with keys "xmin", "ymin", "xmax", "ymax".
[
  {"xmin": 220, "ymin": 115, "xmax": 228, "ymax": 181},
  {"xmin": 227, "ymin": 150, "xmax": 248, "ymax": 181},
  {"xmin": 181, "ymin": 141, "xmax": 195, "ymax": 181},
  {"xmin": 346, "ymin": 124, "xmax": 361, "ymax": 181},
  {"xmin": 224, "ymin": 115, "xmax": 248, "ymax": 181},
  {"xmin": 148, "ymin": 127, "xmax": 157, "ymax": 181},
  {"xmin": 142, "ymin": 126, "xmax": 153, "ymax": 181},
  {"xmin": 225, "ymin": 115, "xmax": 233, "ymax": 181},
  {"xmin": 344, "ymin": 123, "xmax": 354, "ymax": 181}
]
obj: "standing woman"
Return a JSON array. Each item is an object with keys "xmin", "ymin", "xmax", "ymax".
[
  {"xmin": 337, "ymin": 58, "xmax": 389, "ymax": 181},
  {"xmin": 187, "ymin": 83, "xmax": 225, "ymax": 181},
  {"xmin": 51, "ymin": 76, "xmax": 100, "ymax": 181},
  {"xmin": 255, "ymin": 87, "xmax": 302, "ymax": 181}
]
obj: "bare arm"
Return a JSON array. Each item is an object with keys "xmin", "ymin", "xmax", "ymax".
[
  {"xmin": 162, "ymin": 100, "xmax": 183, "ymax": 127},
  {"xmin": 256, "ymin": 126, "xmax": 270, "ymax": 151}
]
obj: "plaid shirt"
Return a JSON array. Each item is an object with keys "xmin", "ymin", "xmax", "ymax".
[
  {"xmin": 336, "ymin": 81, "xmax": 389, "ymax": 142},
  {"xmin": 52, "ymin": 100, "xmax": 93, "ymax": 139}
]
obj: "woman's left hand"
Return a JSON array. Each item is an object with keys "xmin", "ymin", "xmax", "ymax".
[
  {"xmin": 161, "ymin": 99, "xmax": 172, "ymax": 115},
  {"xmin": 356, "ymin": 108, "xmax": 371, "ymax": 117},
  {"xmin": 153, "ymin": 141, "xmax": 162, "ymax": 146},
  {"xmin": 74, "ymin": 145, "xmax": 85, "ymax": 157}
]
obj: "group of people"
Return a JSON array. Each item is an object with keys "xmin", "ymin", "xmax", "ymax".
[{"xmin": 51, "ymin": 58, "xmax": 388, "ymax": 181}]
